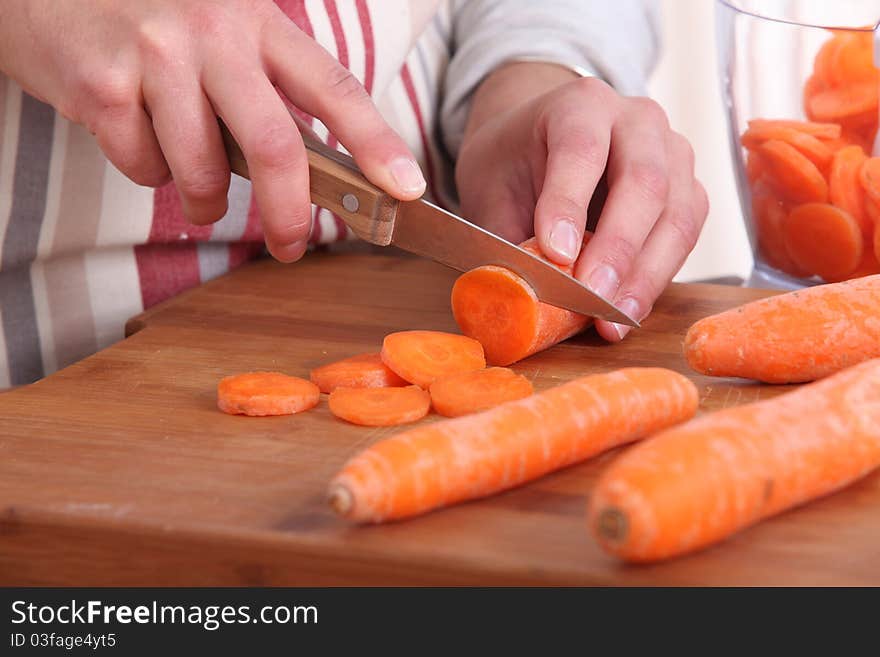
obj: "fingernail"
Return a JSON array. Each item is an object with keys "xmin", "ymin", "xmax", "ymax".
[
  {"xmin": 587, "ymin": 263, "xmax": 620, "ymax": 300},
  {"xmin": 613, "ymin": 297, "xmax": 640, "ymax": 341},
  {"xmin": 389, "ymin": 158, "xmax": 426, "ymax": 195},
  {"xmin": 549, "ymin": 219, "xmax": 579, "ymax": 263},
  {"xmin": 272, "ymin": 239, "xmax": 307, "ymax": 263}
]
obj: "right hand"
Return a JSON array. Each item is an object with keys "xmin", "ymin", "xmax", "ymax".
[{"xmin": 0, "ymin": 0, "xmax": 426, "ymax": 261}]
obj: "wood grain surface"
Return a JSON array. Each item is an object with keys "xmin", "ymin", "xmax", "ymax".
[{"xmin": 1, "ymin": 252, "xmax": 878, "ymax": 586}]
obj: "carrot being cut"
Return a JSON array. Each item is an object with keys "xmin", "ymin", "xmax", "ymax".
[
  {"xmin": 451, "ymin": 237, "xmax": 592, "ymax": 366},
  {"xmin": 429, "ymin": 367, "xmax": 534, "ymax": 417},
  {"xmin": 589, "ymin": 358, "xmax": 880, "ymax": 563},
  {"xmin": 829, "ymin": 145, "xmax": 870, "ymax": 236},
  {"xmin": 217, "ymin": 372, "xmax": 320, "ymax": 416},
  {"xmin": 380, "ymin": 330, "xmax": 485, "ymax": 388},
  {"xmin": 310, "ymin": 352, "xmax": 407, "ymax": 394},
  {"xmin": 782, "ymin": 202, "xmax": 863, "ymax": 282},
  {"xmin": 758, "ymin": 139, "xmax": 828, "ymax": 204},
  {"xmin": 328, "ymin": 385, "xmax": 431, "ymax": 427},
  {"xmin": 328, "ymin": 368, "xmax": 698, "ymax": 523},
  {"xmin": 684, "ymin": 274, "xmax": 880, "ymax": 383}
]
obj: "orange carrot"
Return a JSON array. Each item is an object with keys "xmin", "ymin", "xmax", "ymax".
[
  {"xmin": 782, "ymin": 202, "xmax": 863, "ymax": 282},
  {"xmin": 217, "ymin": 372, "xmax": 320, "ymax": 416},
  {"xmin": 828, "ymin": 250, "xmax": 880, "ymax": 282},
  {"xmin": 829, "ymin": 145, "xmax": 870, "ymax": 236},
  {"xmin": 380, "ymin": 330, "xmax": 485, "ymax": 388},
  {"xmin": 875, "ymin": 217, "xmax": 880, "ymax": 263},
  {"xmin": 451, "ymin": 237, "xmax": 592, "ymax": 366},
  {"xmin": 589, "ymin": 358, "xmax": 880, "ymax": 563},
  {"xmin": 428, "ymin": 367, "xmax": 534, "ymax": 417},
  {"xmin": 328, "ymin": 368, "xmax": 698, "ymax": 523},
  {"xmin": 741, "ymin": 126, "xmax": 833, "ymax": 171},
  {"xmin": 328, "ymin": 385, "xmax": 431, "ymax": 427},
  {"xmin": 310, "ymin": 352, "xmax": 407, "ymax": 394},
  {"xmin": 747, "ymin": 119, "xmax": 841, "ymax": 140},
  {"xmin": 758, "ymin": 139, "xmax": 828, "ymax": 204},
  {"xmin": 860, "ymin": 157, "xmax": 880, "ymax": 204},
  {"xmin": 745, "ymin": 151, "xmax": 765, "ymax": 182},
  {"xmin": 684, "ymin": 274, "xmax": 880, "ymax": 383},
  {"xmin": 828, "ymin": 31, "xmax": 878, "ymax": 86}
]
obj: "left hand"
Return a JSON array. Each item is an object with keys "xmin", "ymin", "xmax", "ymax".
[{"xmin": 455, "ymin": 63, "xmax": 708, "ymax": 341}]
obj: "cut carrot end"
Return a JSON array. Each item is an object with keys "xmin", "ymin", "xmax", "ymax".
[
  {"xmin": 596, "ymin": 508, "xmax": 629, "ymax": 543},
  {"xmin": 328, "ymin": 484, "xmax": 353, "ymax": 517}
]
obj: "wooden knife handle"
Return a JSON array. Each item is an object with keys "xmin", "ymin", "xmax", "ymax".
[{"xmin": 219, "ymin": 119, "xmax": 398, "ymax": 245}]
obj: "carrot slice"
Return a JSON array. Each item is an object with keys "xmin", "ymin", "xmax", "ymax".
[
  {"xmin": 807, "ymin": 82, "xmax": 879, "ymax": 123},
  {"xmin": 802, "ymin": 75, "xmax": 826, "ymax": 117},
  {"xmin": 826, "ymin": 249, "xmax": 880, "ymax": 282},
  {"xmin": 745, "ymin": 151, "xmax": 766, "ymax": 182},
  {"xmin": 329, "ymin": 368, "xmax": 698, "ymax": 523},
  {"xmin": 217, "ymin": 372, "xmax": 320, "ymax": 416},
  {"xmin": 452, "ymin": 236, "xmax": 593, "ymax": 366},
  {"xmin": 829, "ymin": 31, "xmax": 878, "ymax": 86},
  {"xmin": 860, "ymin": 157, "xmax": 880, "ymax": 204},
  {"xmin": 749, "ymin": 181, "xmax": 808, "ymax": 277},
  {"xmin": 741, "ymin": 127, "xmax": 833, "ymax": 171},
  {"xmin": 829, "ymin": 145, "xmax": 870, "ymax": 236},
  {"xmin": 782, "ymin": 202, "xmax": 863, "ymax": 282},
  {"xmin": 758, "ymin": 140, "xmax": 828, "ymax": 204},
  {"xmin": 875, "ymin": 216, "xmax": 880, "ymax": 263},
  {"xmin": 328, "ymin": 385, "xmax": 431, "ymax": 427},
  {"xmin": 380, "ymin": 330, "xmax": 485, "ymax": 388},
  {"xmin": 812, "ymin": 33, "xmax": 844, "ymax": 88},
  {"xmin": 684, "ymin": 274, "xmax": 880, "ymax": 383},
  {"xmin": 589, "ymin": 358, "xmax": 880, "ymax": 563},
  {"xmin": 428, "ymin": 367, "xmax": 534, "ymax": 417},
  {"xmin": 747, "ymin": 119, "xmax": 840, "ymax": 140},
  {"xmin": 310, "ymin": 352, "xmax": 407, "ymax": 394}
]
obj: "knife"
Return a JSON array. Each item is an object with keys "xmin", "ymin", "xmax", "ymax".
[{"xmin": 218, "ymin": 121, "xmax": 638, "ymax": 327}]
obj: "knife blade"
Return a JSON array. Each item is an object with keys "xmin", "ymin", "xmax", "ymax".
[{"xmin": 219, "ymin": 120, "xmax": 638, "ymax": 327}]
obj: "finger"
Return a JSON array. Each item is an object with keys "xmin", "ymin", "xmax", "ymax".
[
  {"xmin": 596, "ymin": 134, "xmax": 707, "ymax": 342},
  {"xmin": 143, "ymin": 75, "xmax": 230, "ymax": 225},
  {"xmin": 574, "ymin": 98, "xmax": 672, "ymax": 303},
  {"xmin": 261, "ymin": 15, "xmax": 426, "ymax": 200},
  {"xmin": 203, "ymin": 64, "xmax": 310, "ymax": 262},
  {"xmin": 533, "ymin": 88, "xmax": 613, "ymax": 265},
  {"xmin": 91, "ymin": 96, "xmax": 171, "ymax": 188}
]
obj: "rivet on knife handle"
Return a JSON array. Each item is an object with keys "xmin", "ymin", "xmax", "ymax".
[{"xmin": 218, "ymin": 119, "xmax": 399, "ymax": 246}]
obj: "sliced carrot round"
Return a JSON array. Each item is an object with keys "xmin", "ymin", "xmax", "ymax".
[
  {"xmin": 829, "ymin": 31, "xmax": 878, "ymax": 86},
  {"xmin": 875, "ymin": 217, "xmax": 880, "ymax": 264},
  {"xmin": 782, "ymin": 202, "xmax": 863, "ymax": 282},
  {"xmin": 758, "ymin": 139, "xmax": 828, "ymax": 204},
  {"xmin": 429, "ymin": 367, "xmax": 534, "ymax": 417},
  {"xmin": 741, "ymin": 127, "xmax": 833, "ymax": 172},
  {"xmin": 807, "ymin": 82, "xmax": 878, "ymax": 123},
  {"xmin": 829, "ymin": 145, "xmax": 870, "ymax": 236},
  {"xmin": 309, "ymin": 352, "xmax": 407, "ymax": 394},
  {"xmin": 802, "ymin": 74, "xmax": 826, "ymax": 117},
  {"xmin": 747, "ymin": 119, "xmax": 840, "ymax": 140},
  {"xmin": 749, "ymin": 181, "xmax": 808, "ymax": 277},
  {"xmin": 328, "ymin": 385, "xmax": 431, "ymax": 426},
  {"xmin": 860, "ymin": 157, "xmax": 880, "ymax": 204},
  {"xmin": 824, "ymin": 249, "xmax": 880, "ymax": 282},
  {"xmin": 746, "ymin": 151, "xmax": 766, "ymax": 183},
  {"xmin": 217, "ymin": 372, "xmax": 320, "ymax": 417},
  {"xmin": 380, "ymin": 330, "xmax": 486, "ymax": 388}
]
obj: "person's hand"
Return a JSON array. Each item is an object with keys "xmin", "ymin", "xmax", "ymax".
[
  {"xmin": 456, "ymin": 63, "xmax": 708, "ymax": 341},
  {"xmin": 0, "ymin": 0, "xmax": 425, "ymax": 262}
]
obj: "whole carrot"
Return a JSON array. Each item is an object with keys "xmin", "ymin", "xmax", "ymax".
[
  {"xmin": 589, "ymin": 358, "xmax": 880, "ymax": 563},
  {"xmin": 328, "ymin": 368, "xmax": 698, "ymax": 523},
  {"xmin": 684, "ymin": 274, "xmax": 880, "ymax": 383}
]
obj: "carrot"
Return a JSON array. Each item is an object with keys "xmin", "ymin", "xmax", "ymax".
[
  {"xmin": 828, "ymin": 250, "xmax": 880, "ymax": 281},
  {"xmin": 758, "ymin": 140, "xmax": 828, "ymax": 204},
  {"xmin": 807, "ymin": 82, "xmax": 878, "ymax": 124},
  {"xmin": 328, "ymin": 385, "xmax": 431, "ymax": 427},
  {"xmin": 451, "ymin": 237, "xmax": 592, "ymax": 366},
  {"xmin": 380, "ymin": 330, "xmax": 485, "ymax": 388},
  {"xmin": 217, "ymin": 372, "xmax": 320, "ymax": 416},
  {"xmin": 829, "ymin": 145, "xmax": 870, "ymax": 236},
  {"xmin": 428, "ymin": 367, "xmax": 534, "ymax": 417},
  {"xmin": 328, "ymin": 368, "xmax": 698, "ymax": 523},
  {"xmin": 828, "ymin": 31, "xmax": 878, "ymax": 86},
  {"xmin": 875, "ymin": 215, "xmax": 880, "ymax": 263},
  {"xmin": 860, "ymin": 157, "xmax": 880, "ymax": 204},
  {"xmin": 749, "ymin": 181, "xmax": 806, "ymax": 277},
  {"xmin": 684, "ymin": 274, "xmax": 880, "ymax": 383},
  {"xmin": 782, "ymin": 202, "xmax": 863, "ymax": 282},
  {"xmin": 801, "ymin": 74, "xmax": 825, "ymax": 117},
  {"xmin": 741, "ymin": 126, "xmax": 833, "ymax": 171},
  {"xmin": 589, "ymin": 358, "xmax": 880, "ymax": 563},
  {"xmin": 310, "ymin": 352, "xmax": 407, "ymax": 394},
  {"xmin": 745, "ymin": 151, "xmax": 765, "ymax": 183},
  {"xmin": 747, "ymin": 119, "xmax": 841, "ymax": 140}
]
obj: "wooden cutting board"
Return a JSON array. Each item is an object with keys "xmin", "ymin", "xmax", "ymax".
[{"xmin": 1, "ymin": 252, "xmax": 878, "ymax": 586}]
